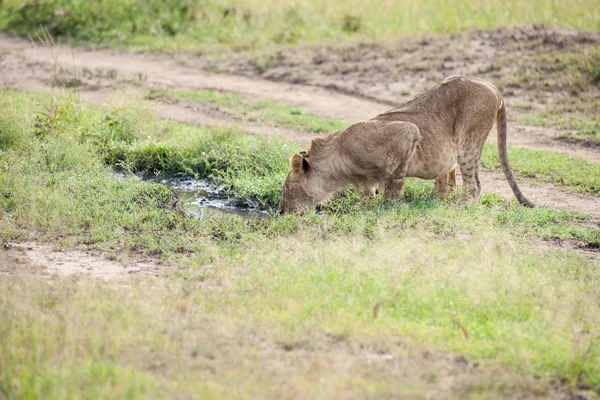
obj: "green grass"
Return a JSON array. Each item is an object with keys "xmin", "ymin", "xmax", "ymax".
[
  {"xmin": 149, "ymin": 88, "xmax": 349, "ymax": 134},
  {"xmin": 481, "ymin": 143, "xmax": 600, "ymax": 196},
  {"xmin": 0, "ymin": 0, "xmax": 598, "ymax": 51},
  {"xmin": 4, "ymin": 247, "xmax": 596, "ymax": 398},
  {"xmin": 522, "ymin": 113, "xmax": 600, "ymax": 144},
  {"xmin": 2, "ymin": 88, "xmax": 598, "ymax": 239},
  {"xmin": 204, "ymin": 233, "xmax": 600, "ymax": 389},
  {"xmin": 1, "ymin": 88, "xmax": 600, "ymax": 397}
]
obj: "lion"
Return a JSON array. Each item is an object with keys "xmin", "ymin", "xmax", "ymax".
[
  {"xmin": 434, "ymin": 166, "xmax": 457, "ymax": 199},
  {"xmin": 278, "ymin": 75, "xmax": 533, "ymax": 214},
  {"xmin": 354, "ymin": 165, "xmax": 456, "ymax": 200}
]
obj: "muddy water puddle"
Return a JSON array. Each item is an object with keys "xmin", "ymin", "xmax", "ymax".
[{"xmin": 157, "ymin": 177, "xmax": 268, "ymax": 220}]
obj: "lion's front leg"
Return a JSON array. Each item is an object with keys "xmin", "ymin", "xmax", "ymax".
[
  {"xmin": 379, "ymin": 120, "xmax": 420, "ymax": 202},
  {"xmin": 383, "ymin": 177, "xmax": 405, "ymax": 200},
  {"xmin": 434, "ymin": 166, "xmax": 457, "ymax": 199},
  {"xmin": 354, "ymin": 183, "xmax": 378, "ymax": 199},
  {"xmin": 384, "ymin": 159, "xmax": 408, "ymax": 200},
  {"xmin": 383, "ymin": 152, "xmax": 413, "ymax": 201}
]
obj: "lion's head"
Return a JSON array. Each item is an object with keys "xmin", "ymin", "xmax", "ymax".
[{"xmin": 278, "ymin": 152, "xmax": 316, "ymax": 215}]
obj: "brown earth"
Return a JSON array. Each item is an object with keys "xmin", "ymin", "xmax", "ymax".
[
  {"xmin": 2, "ymin": 28, "xmax": 600, "ymax": 156},
  {"xmin": 201, "ymin": 26, "xmax": 600, "ymax": 158}
]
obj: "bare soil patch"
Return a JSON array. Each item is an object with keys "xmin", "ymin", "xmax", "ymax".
[
  {"xmin": 476, "ymin": 171, "xmax": 600, "ymax": 218},
  {"xmin": 1, "ymin": 242, "xmax": 165, "ymax": 280},
  {"xmin": 486, "ymin": 123, "xmax": 600, "ymax": 163},
  {"xmin": 0, "ymin": 32, "xmax": 383, "ymax": 120}
]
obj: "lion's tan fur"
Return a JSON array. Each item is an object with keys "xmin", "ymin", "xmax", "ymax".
[
  {"xmin": 279, "ymin": 120, "xmax": 421, "ymax": 214},
  {"xmin": 278, "ymin": 76, "xmax": 532, "ymax": 214},
  {"xmin": 434, "ymin": 166, "xmax": 457, "ymax": 199}
]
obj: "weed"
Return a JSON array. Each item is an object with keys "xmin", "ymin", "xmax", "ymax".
[{"xmin": 342, "ymin": 14, "xmax": 362, "ymax": 33}]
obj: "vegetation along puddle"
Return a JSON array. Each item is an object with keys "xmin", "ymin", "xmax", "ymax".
[{"xmin": 157, "ymin": 177, "xmax": 268, "ymax": 219}]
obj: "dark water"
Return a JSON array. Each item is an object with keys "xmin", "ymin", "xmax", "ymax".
[{"xmin": 157, "ymin": 177, "xmax": 269, "ymax": 220}]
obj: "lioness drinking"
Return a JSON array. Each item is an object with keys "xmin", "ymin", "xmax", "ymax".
[{"xmin": 278, "ymin": 75, "xmax": 532, "ymax": 215}]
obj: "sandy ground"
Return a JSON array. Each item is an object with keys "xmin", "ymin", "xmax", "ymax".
[{"xmin": 1, "ymin": 242, "xmax": 165, "ymax": 280}]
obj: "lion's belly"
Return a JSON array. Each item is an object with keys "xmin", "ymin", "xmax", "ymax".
[{"xmin": 406, "ymin": 148, "xmax": 456, "ymax": 180}]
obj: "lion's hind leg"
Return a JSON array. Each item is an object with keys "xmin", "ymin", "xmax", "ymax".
[
  {"xmin": 354, "ymin": 182, "xmax": 378, "ymax": 199},
  {"xmin": 458, "ymin": 135, "xmax": 487, "ymax": 202},
  {"xmin": 475, "ymin": 168, "xmax": 483, "ymax": 198}
]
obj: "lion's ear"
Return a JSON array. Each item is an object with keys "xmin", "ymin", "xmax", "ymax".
[
  {"xmin": 290, "ymin": 153, "xmax": 303, "ymax": 173},
  {"xmin": 290, "ymin": 153, "xmax": 311, "ymax": 174}
]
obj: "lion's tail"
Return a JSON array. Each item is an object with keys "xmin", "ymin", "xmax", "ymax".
[{"xmin": 497, "ymin": 102, "xmax": 534, "ymax": 207}]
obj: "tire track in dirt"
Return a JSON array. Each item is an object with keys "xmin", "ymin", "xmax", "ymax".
[
  {"xmin": 203, "ymin": 27, "xmax": 600, "ymax": 162},
  {"xmin": 0, "ymin": 32, "xmax": 598, "ymax": 218},
  {"xmin": 486, "ymin": 124, "xmax": 600, "ymax": 163},
  {"xmin": 0, "ymin": 33, "xmax": 384, "ymax": 120},
  {"xmin": 477, "ymin": 171, "xmax": 600, "ymax": 218},
  {"xmin": 147, "ymin": 94, "xmax": 308, "ymax": 141}
]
